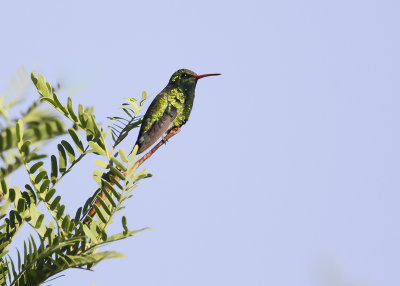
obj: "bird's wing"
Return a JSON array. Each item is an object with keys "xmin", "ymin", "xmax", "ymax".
[{"xmin": 136, "ymin": 104, "xmax": 178, "ymax": 154}]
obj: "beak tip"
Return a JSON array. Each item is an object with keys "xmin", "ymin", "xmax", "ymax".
[{"xmin": 195, "ymin": 73, "xmax": 222, "ymax": 79}]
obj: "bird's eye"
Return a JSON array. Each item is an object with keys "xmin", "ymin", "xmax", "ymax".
[{"xmin": 181, "ymin": 73, "xmax": 188, "ymax": 78}]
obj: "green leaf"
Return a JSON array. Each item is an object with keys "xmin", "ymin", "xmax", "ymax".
[
  {"xmin": 88, "ymin": 141, "xmax": 107, "ymax": 156},
  {"xmin": 103, "ymin": 187, "xmax": 116, "ymax": 208},
  {"xmin": 119, "ymin": 148, "xmax": 128, "ymax": 163},
  {"xmin": 100, "ymin": 229, "xmax": 108, "ymax": 241},
  {"xmin": 9, "ymin": 254, "xmax": 17, "ymax": 277},
  {"xmin": 50, "ymin": 196, "xmax": 61, "ymax": 210},
  {"xmin": 53, "ymin": 93, "xmax": 69, "ymax": 115},
  {"xmin": 17, "ymin": 249, "xmax": 21, "ymax": 271},
  {"xmin": 51, "ymin": 155, "xmax": 58, "ymax": 179},
  {"xmin": 31, "ymin": 72, "xmax": 38, "ymax": 84},
  {"xmin": 21, "ymin": 191, "xmax": 31, "ymax": 206},
  {"xmin": 96, "ymin": 196, "xmax": 111, "ymax": 216},
  {"xmin": 68, "ymin": 220, "xmax": 76, "ymax": 232},
  {"xmin": 68, "ymin": 128, "xmax": 84, "ymax": 153},
  {"xmin": 20, "ymin": 140, "xmax": 31, "ymax": 155},
  {"xmin": 90, "ymin": 114, "xmax": 102, "ymax": 137},
  {"xmin": 39, "ymin": 179, "xmax": 50, "ymax": 193},
  {"xmin": 9, "ymin": 210, "xmax": 16, "ymax": 228},
  {"xmin": 62, "ymin": 215, "xmax": 70, "ymax": 231},
  {"xmin": 74, "ymin": 207, "xmax": 82, "ymax": 223},
  {"xmin": 56, "ymin": 204, "xmax": 65, "ymax": 220},
  {"xmin": 82, "ymin": 224, "xmax": 98, "ymax": 243},
  {"xmin": 67, "ymin": 97, "xmax": 79, "ymax": 122},
  {"xmin": 93, "ymin": 172, "xmax": 103, "ymax": 186},
  {"xmin": 93, "ymin": 204, "xmax": 107, "ymax": 223},
  {"xmin": 66, "ymin": 251, "xmax": 124, "ymax": 265},
  {"xmin": 129, "ymin": 145, "xmax": 138, "ymax": 161},
  {"xmin": 45, "ymin": 188, "xmax": 56, "ymax": 202},
  {"xmin": 111, "ymin": 157, "xmax": 126, "ymax": 172},
  {"xmin": 35, "ymin": 214, "xmax": 44, "ymax": 229},
  {"xmin": 1, "ymin": 180, "xmax": 8, "ymax": 195},
  {"xmin": 29, "ymin": 161, "xmax": 44, "ymax": 174},
  {"xmin": 34, "ymin": 74, "xmax": 51, "ymax": 97},
  {"xmin": 109, "ymin": 166, "xmax": 125, "ymax": 180},
  {"xmin": 8, "ymin": 188, "xmax": 16, "ymax": 202},
  {"xmin": 140, "ymin": 91, "xmax": 147, "ymax": 106},
  {"xmin": 5, "ymin": 128, "xmax": 12, "ymax": 150},
  {"xmin": 40, "ymin": 97, "xmax": 56, "ymax": 108},
  {"xmin": 108, "ymin": 175, "xmax": 123, "ymax": 190},
  {"xmin": 61, "ymin": 140, "xmax": 75, "ymax": 163},
  {"xmin": 105, "ymin": 227, "xmax": 149, "ymax": 243},
  {"xmin": 16, "ymin": 119, "xmax": 24, "ymax": 142},
  {"xmin": 122, "ymin": 216, "xmax": 128, "ymax": 234},
  {"xmin": 46, "ymin": 81, "xmax": 52, "ymax": 92},
  {"xmin": 94, "ymin": 160, "xmax": 108, "ymax": 169},
  {"xmin": 58, "ymin": 144, "xmax": 67, "ymax": 173},
  {"xmin": 78, "ymin": 104, "xmax": 86, "ymax": 126},
  {"xmin": 29, "ymin": 203, "xmax": 40, "ymax": 225},
  {"xmin": 17, "ymin": 198, "xmax": 26, "ymax": 213},
  {"xmin": 137, "ymin": 168, "xmax": 152, "ymax": 180},
  {"xmin": 102, "ymin": 181, "xmax": 121, "ymax": 200},
  {"xmin": 13, "ymin": 186, "xmax": 22, "ymax": 206},
  {"xmin": 93, "ymin": 169, "xmax": 104, "ymax": 178},
  {"xmin": 0, "ymin": 248, "xmax": 9, "ymax": 259},
  {"xmin": 34, "ymin": 170, "xmax": 47, "ymax": 184},
  {"xmin": 24, "ymin": 184, "xmax": 36, "ymax": 203}
]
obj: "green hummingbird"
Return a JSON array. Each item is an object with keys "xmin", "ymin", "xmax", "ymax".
[{"xmin": 135, "ymin": 69, "xmax": 220, "ymax": 154}]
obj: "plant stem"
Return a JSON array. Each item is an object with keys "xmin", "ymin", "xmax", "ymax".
[{"xmin": 83, "ymin": 126, "xmax": 181, "ymax": 224}]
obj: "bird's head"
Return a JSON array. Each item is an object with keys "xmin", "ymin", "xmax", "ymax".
[{"xmin": 168, "ymin": 69, "xmax": 220, "ymax": 92}]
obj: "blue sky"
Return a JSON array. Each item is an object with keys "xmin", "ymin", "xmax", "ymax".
[{"xmin": 1, "ymin": 0, "xmax": 399, "ymax": 285}]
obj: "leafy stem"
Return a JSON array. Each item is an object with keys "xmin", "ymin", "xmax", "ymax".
[{"xmin": 50, "ymin": 145, "xmax": 90, "ymax": 189}]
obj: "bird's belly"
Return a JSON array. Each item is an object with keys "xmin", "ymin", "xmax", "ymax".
[{"xmin": 166, "ymin": 122, "xmax": 174, "ymax": 133}]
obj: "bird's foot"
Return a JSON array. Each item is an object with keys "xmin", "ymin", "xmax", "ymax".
[{"xmin": 162, "ymin": 136, "xmax": 169, "ymax": 144}]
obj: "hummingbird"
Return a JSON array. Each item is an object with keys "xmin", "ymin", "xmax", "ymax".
[{"xmin": 135, "ymin": 69, "xmax": 220, "ymax": 154}]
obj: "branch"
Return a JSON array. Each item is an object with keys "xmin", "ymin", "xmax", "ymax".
[{"xmin": 83, "ymin": 126, "xmax": 181, "ymax": 224}]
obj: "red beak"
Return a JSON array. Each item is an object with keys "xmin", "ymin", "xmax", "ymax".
[{"xmin": 193, "ymin": 73, "xmax": 221, "ymax": 79}]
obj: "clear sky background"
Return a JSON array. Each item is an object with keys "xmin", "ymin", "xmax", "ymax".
[{"xmin": 1, "ymin": 0, "xmax": 399, "ymax": 285}]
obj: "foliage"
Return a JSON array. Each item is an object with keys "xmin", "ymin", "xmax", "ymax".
[
  {"xmin": 0, "ymin": 67, "xmax": 67, "ymax": 182},
  {"xmin": 0, "ymin": 70, "xmax": 150, "ymax": 285}
]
